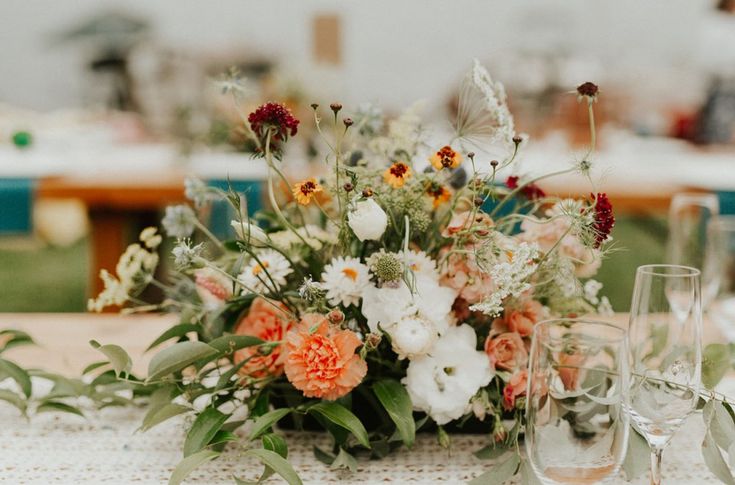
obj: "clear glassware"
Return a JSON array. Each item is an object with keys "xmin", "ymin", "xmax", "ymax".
[
  {"xmin": 626, "ymin": 264, "xmax": 702, "ymax": 485},
  {"xmin": 526, "ymin": 319, "xmax": 630, "ymax": 485},
  {"xmin": 666, "ymin": 192, "xmax": 719, "ymax": 308},
  {"xmin": 705, "ymin": 216, "xmax": 735, "ymax": 341}
]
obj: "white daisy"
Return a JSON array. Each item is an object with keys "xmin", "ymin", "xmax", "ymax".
[
  {"xmin": 321, "ymin": 256, "xmax": 371, "ymax": 307},
  {"xmin": 238, "ymin": 249, "xmax": 293, "ymax": 295},
  {"xmin": 399, "ymin": 249, "xmax": 439, "ymax": 281}
]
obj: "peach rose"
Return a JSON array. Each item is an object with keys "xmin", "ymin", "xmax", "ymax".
[
  {"xmin": 485, "ymin": 332, "xmax": 528, "ymax": 371},
  {"xmin": 440, "ymin": 247, "xmax": 495, "ymax": 304},
  {"xmin": 494, "ymin": 300, "xmax": 544, "ymax": 337},
  {"xmin": 503, "ymin": 369, "xmax": 528, "ymax": 411},
  {"xmin": 233, "ymin": 298, "xmax": 294, "ymax": 378},
  {"xmin": 284, "ymin": 315, "xmax": 367, "ymax": 400},
  {"xmin": 558, "ymin": 352, "xmax": 585, "ymax": 391}
]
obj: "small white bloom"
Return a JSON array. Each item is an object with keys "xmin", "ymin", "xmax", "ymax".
[
  {"xmin": 321, "ymin": 256, "xmax": 371, "ymax": 307},
  {"xmin": 348, "ymin": 198, "xmax": 388, "ymax": 241},
  {"xmin": 238, "ymin": 249, "xmax": 293, "ymax": 295},
  {"xmin": 597, "ymin": 296, "xmax": 614, "ymax": 316},
  {"xmin": 230, "ymin": 220, "xmax": 268, "ymax": 245},
  {"xmin": 583, "ymin": 279, "xmax": 603, "ymax": 305},
  {"xmin": 184, "ymin": 177, "xmax": 212, "ymax": 208},
  {"xmin": 403, "ymin": 324, "xmax": 494, "ymax": 425},
  {"xmin": 139, "ymin": 227, "xmax": 162, "ymax": 249},
  {"xmin": 162, "ymin": 205, "xmax": 197, "ymax": 238},
  {"xmin": 388, "ymin": 315, "xmax": 437, "ymax": 359},
  {"xmin": 172, "ymin": 240, "xmax": 204, "ymax": 269},
  {"xmin": 400, "ymin": 249, "xmax": 439, "ymax": 281}
]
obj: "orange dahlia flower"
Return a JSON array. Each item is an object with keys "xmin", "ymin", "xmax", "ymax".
[
  {"xmin": 383, "ymin": 162, "xmax": 412, "ymax": 188},
  {"xmin": 284, "ymin": 314, "xmax": 367, "ymax": 400},
  {"xmin": 292, "ymin": 178, "xmax": 323, "ymax": 205},
  {"xmin": 234, "ymin": 298, "xmax": 295, "ymax": 378}
]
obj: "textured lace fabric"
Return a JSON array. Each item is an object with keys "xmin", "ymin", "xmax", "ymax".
[{"xmin": 0, "ymin": 404, "xmax": 720, "ymax": 484}]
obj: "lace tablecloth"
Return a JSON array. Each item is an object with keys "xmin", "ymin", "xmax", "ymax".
[{"xmin": 0, "ymin": 403, "xmax": 721, "ymax": 485}]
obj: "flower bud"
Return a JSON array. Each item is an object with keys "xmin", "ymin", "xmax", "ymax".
[
  {"xmin": 362, "ymin": 187, "xmax": 374, "ymax": 198},
  {"xmin": 330, "ymin": 102, "xmax": 342, "ymax": 114},
  {"xmin": 310, "ymin": 103, "xmax": 319, "ymax": 110},
  {"xmin": 343, "ymin": 118, "xmax": 354, "ymax": 127},
  {"xmin": 327, "ymin": 309, "xmax": 345, "ymax": 325},
  {"xmin": 343, "ymin": 182, "xmax": 354, "ymax": 192}
]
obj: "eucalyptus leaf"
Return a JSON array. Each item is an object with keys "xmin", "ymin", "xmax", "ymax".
[
  {"xmin": 206, "ymin": 334, "xmax": 264, "ymax": 355},
  {"xmin": 248, "ymin": 408, "xmax": 291, "ymax": 441},
  {"xmin": 468, "ymin": 452, "xmax": 520, "ymax": 485},
  {"xmin": 0, "ymin": 389, "xmax": 26, "ymax": 414},
  {"xmin": 168, "ymin": 450, "xmax": 219, "ymax": 485},
  {"xmin": 702, "ymin": 429, "xmax": 735, "ymax": 485},
  {"xmin": 703, "ymin": 344, "xmax": 732, "ymax": 390},
  {"xmin": 146, "ymin": 323, "xmax": 200, "ymax": 351},
  {"xmin": 147, "ymin": 341, "xmax": 218, "ymax": 382},
  {"xmin": 0, "ymin": 358, "xmax": 32, "ymax": 397},
  {"xmin": 245, "ymin": 448, "xmax": 303, "ymax": 485},
  {"xmin": 0, "ymin": 329, "xmax": 34, "ymax": 352},
  {"xmin": 711, "ymin": 400, "xmax": 735, "ymax": 451},
  {"xmin": 36, "ymin": 400, "xmax": 85, "ymax": 418},
  {"xmin": 373, "ymin": 379, "xmax": 415, "ymax": 448},
  {"xmin": 90, "ymin": 340, "xmax": 132, "ymax": 377},
  {"xmin": 183, "ymin": 408, "xmax": 229, "ymax": 457},
  {"xmin": 520, "ymin": 458, "xmax": 543, "ymax": 485},
  {"xmin": 140, "ymin": 403, "xmax": 190, "ymax": 432},
  {"xmin": 307, "ymin": 401, "xmax": 371, "ymax": 449}
]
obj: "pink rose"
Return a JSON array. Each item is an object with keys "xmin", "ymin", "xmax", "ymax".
[
  {"xmin": 558, "ymin": 352, "xmax": 585, "ymax": 391},
  {"xmin": 485, "ymin": 332, "xmax": 528, "ymax": 371},
  {"xmin": 494, "ymin": 300, "xmax": 544, "ymax": 337}
]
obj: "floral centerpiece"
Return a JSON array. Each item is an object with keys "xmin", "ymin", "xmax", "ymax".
[{"xmin": 75, "ymin": 61, "xmax": 730, "ymax": 484}]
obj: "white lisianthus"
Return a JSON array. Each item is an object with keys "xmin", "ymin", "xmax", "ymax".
[
  {"xmin": 321, "ymin": 256, "xmax": 371, "ymax": 307},
  {"xmin": 388, "ymin": 315, "xmax": 437, "ymax": 359},
  {"xmin": 230, "ymin": 220, "xmax": 268, "ymax": 245},
  {"xmin": 403, "ymin": 324, "xmax": 494, "ymax": 425},
  {"xmin": 348, "ymin": 198, "xmax": 388, "ymax": 241},
  {"xmin": 238, "ymin": 249, "xmax": 293, "ymax": 295},
  {"xmin": 362, "ymin": 274, "xmax": 457, "ymax": 335}
]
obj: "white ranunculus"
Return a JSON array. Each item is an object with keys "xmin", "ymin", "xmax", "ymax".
[
  {"xmin": 347, "ymin": 198, "xmax": 388, "ymax": 241},
  {"xmin": 402, "ymin": 324, "xmax": 494, "ymax": 425},
  {"xmin": 230, "ymin": 220, "xmax": 268, "ymax": 245},
  {"xmin": 361, "ymin": 283, "xmax": 417, "ymax": 333},
  {"xmin": 388, "ymin": 315, "xmax": 437, "ymax": 359}
]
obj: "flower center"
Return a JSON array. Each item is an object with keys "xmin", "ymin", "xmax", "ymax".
[
  {"xmin": 253, "ymin": 261, "xmax": 270, "ymax": 275},
  {"xmin": 303, "ymin": 335, "xmax": 341, "ymax": 381},
  {"xmin": 300, "ymin": 181, "xmax": 317, "ymax": 196},
  {"xmin": 389, "ymin": 163, "xmax": 408, "ymax": 178},
  {"xmin": 341, "ymin": 267, "xmax": 358, "ymax": 281}
]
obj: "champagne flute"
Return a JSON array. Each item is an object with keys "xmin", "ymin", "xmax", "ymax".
[
  {"xmin": 626, "ymin": 264, "xmax": 702, "ymax": 485},
  {"xmin": 666, "ymin": 192, "xmax": 719, "ymax": 308},
  {"xmin": 526, "ymin": 319, "xmax": 630, "ymax": 484},
  {"xmin": 705, "ymin": 216, "xmax": 735, "ymax": 340}
]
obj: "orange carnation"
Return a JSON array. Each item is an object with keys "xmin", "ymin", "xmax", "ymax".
[
  {"xmin": 284, "ymin": 314, "xmax": 367, "ymax": 400},
  {"xmin": 233, "ymin": 298, "xmax": 295, "ymax": 378}
]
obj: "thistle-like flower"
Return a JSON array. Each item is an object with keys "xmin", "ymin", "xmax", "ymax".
[{"xmin": 162, "ymin": 205, "xmax": 197, "ymax": 238}]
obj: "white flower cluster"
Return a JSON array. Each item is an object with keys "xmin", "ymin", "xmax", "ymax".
[
  {"xmin": 583, "ymin": 279, "xmax": 614, "ymax": 316},
  {"xmin": 368, "ymin": 102, "xmax": 424, "ymax": 160},
  {"xmin": 87, "ymin": 228, "xmax": 161, "ymax": 312},
  {"xmin": 470, "ymin": 242, "xmax": 540, "ymax": 316},
  {"xmin": 470, "ymin": 59, "xmax": 515, "ymax": 145}
]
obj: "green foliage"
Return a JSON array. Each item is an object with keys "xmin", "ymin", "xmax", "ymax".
[
  {"xmin": 247, "ymin": 408, "xmax": 291, "ymax": 441},
  {"xmin": 703, "ymin": 400, "xmax": 735, "ymax": 485},
  {"xmin": 168, "ymin": 450, "xmax": 220, "ymax": 485},
  {"xmin": 373, "ymin": 379, "xmax": 415, "ymax": 448},
  {"xmin": 90, "ymin": 340, "xmax": 132, "ymax": 378},
  {"xmin": 243, "ymin": 449, "xmax": 302, "ymax": 485},
  {"xmin": 307, "ymin": 401, "xmax": 371, "ymax": 449},
  {"xmin": 0, "ymin": 358, "xmax": 32, "ymax": 397},
  {"xmin": 703, "ymin": 344, "xmax": 732, "ymax": 390},
  {"xmin": 468, "ymin": 452, "xmax": 520, "ymax": 485},
  {"xmin": 146, "ymin": 323, "xmax": 201, "ymax": 351},
  {"xmin": 147, "ymin": 341, "xmax": 218, "ymax": 382},
  {"xmin": 0, "ymin": 329, "xmax": 35, "ymax": 352},
  {"xmin": 183, "ymin": 407, "xmax": 230, "ymax": 457}
]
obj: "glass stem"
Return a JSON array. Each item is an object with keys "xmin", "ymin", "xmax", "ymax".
[{"xmin": 650, "ymin": 447, "xmax": 663, "ymax": 485}]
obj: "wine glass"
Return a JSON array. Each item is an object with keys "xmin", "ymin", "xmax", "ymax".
[
  {"xmin": 666, "ymin": 192, "xmax": 719, "ymax": 308},
  {"xmin": 526, "ymin": 319, "xmax": 630, "ymax": 485},
  {"xmin": 626, "ymin": 264, "xmax": 702, "ymax": 485},
  {"xmin": 705, "ymin": 216, "xmax": 735, "ymax": 340}
]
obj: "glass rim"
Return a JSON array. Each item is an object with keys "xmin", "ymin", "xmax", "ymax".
[
  {"xmin": 636, "ymin": 264, "xmax": 701, "ymax": 278},
  {"xmin": 533, "ymin": 318, "xmax": 626, "ymax": 341}
]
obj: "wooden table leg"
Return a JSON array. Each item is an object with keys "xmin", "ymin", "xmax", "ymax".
[{"xmin": 88, "ymin": 209, "xmax": 128, "ymax": 312}]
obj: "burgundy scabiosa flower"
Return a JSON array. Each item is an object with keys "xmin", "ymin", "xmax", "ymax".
[
  {"xmin": 248, "ymin": 102, "xmax": 299, "ymax": 154},
  {"xmin": 591, "ymin": 192, "xmax": 614, "ymax": 248},
  {"xmin": 506, "ymin": 176, "xmax": 546, "ymax": 200}
]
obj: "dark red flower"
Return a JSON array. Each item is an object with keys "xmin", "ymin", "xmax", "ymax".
[
  {"xmin": 506, "ymin": 176, "xmax": 546, "ymax": 200},
  {"xmin": 591, "ymin": 192, "xmax": 614, "ymax": 248},
  {"xmin": 248, "ymin": 102, "xmax": 299, "ymax": 146},
  {"xmin": 577, "ymin": 82, "xmax": 599, "ymax": 98}
]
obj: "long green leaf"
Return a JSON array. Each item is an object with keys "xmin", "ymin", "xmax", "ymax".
[
  {"xmin": 168, "ymin": 450, "xmax": 219, "ymax": 485},
  {"xmin": 183, "ymin": 408, "xmax": 229, "ymax": 457},
  {"xmin": 0, "ymin": 329, "xmax": 35, "ymax": 352},
  {"xmin": 0, "ymin": 389, "xmax": 27, "ymax": 414},
  {"xmin": 206, "ymin": 334, "xmax": 265, "ymax": 355},
  {"xmin": 308, "ymin": 401, "xmax": 371, "ymax": 449},
  {"xmin": 37, "ymin": 400, "xmax": 85, "ymax": 418},
  {"xmin": 147, "ymin": 323, "xmax": 201, "ymax": 351},
  {"xmin": 140, "ymin": 403, "xmax": 191, "ymax": 432},
  {"xmin": 468, "ymin": 452, "xmax": 520, "ymax": 485},
  {"xmin": 248, "ymin": 408, "xmax": 291, "ymax": 441},
  {"xmin": 244, "ymin": 448, "xmax": 302, "ymax": 485},
  {"xmin": 147, "ymin": 341, "xmax": 218, "ymax": 382},
  {"xmin": 331, "ymin": 448, "xmax": 357, "ymax": 472},
  {"xmin": 373, "ymin": 379, "xmax": 415, "ymax": 447},
  {"xmin": 0, "ymin": 358, "xmax": 32, "ymax": 397},
  {"xmin": 622, "ymin": 427, "xmax": 650, "ymax": 480},
  {"xmin": 90, "ymin": 340, "xmax": 132, "ymax": 377},
  {"xmin": 703, "ymin": 344, "xmax": 731, "ymax": 390},
  {"xmin": 257, "ymin": 433, "xmax": 289, "ymax": 482}
]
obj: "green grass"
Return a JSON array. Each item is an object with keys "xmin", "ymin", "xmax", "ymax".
[{"xmin": 0, "ymin": 216, "xmax": 667, "ymax": 313}]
